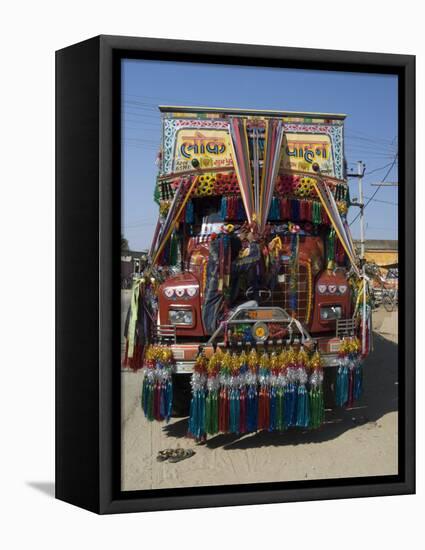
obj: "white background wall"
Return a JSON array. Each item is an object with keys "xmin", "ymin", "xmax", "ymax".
[{"xmin": 0, "ymin": 1, "xmax": 422, "ymax": 548}]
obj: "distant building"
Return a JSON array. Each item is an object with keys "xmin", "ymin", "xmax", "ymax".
[
  {"xmin": 121, "ymin": 250, "xmax": 148, "ymax": 287},
  {"xmin": 355, "ymin": 240, "xmax": 398, "ymax": 268}
]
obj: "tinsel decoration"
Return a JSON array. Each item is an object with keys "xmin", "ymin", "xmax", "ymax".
[
  {"xmin": 309, "ymin": 350, "xmax": 324, "ymax": 428},
  {"xmin": 188, "ymin": 353, "xmax": 208, "ymax": 440},
  {"xmin": 141, "ymin": 345, "xmax": 174, "ymax": 422},
  {"xmin": 336, "ymin": 337, "xmax": 363, "ymax": 407}
]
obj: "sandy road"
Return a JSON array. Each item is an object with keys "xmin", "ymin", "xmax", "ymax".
[{"xmin": 121, "ymin": 304, "xmax": 398, "ymax": 491}]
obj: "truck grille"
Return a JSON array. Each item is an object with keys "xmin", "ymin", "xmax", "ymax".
[{"xmin": 269, "ymin": 262, "xmax": 312, "ymax": 323}]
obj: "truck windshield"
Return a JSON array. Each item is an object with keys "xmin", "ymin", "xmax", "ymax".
[{"xmin": 192, "ymin": 197, "xmax": 224, "ymax": 225}]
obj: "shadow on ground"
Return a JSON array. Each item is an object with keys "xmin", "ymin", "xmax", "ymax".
[
  {"xmin": 163, "ymin": 333, "xmax": 398, "ymax": 450},
  {"xmin": 26, "ymin": 481, "xmax": 55, "ymax": 498}
]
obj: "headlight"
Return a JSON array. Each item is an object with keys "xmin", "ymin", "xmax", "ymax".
[
  {"xmin": 320, "ymin": 305, "xmax": 342, "ymax": 321},
  {"xmin": 169, "ymin": 309, "xmax": 193, "ymax": 326}
]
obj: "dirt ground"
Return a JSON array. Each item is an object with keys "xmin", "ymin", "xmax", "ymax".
[{"xmin": 121, "ymin": 303, "xmax": 398, "ymax": 491}]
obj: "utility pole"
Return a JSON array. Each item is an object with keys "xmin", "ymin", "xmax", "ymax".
[
  {"xmin": 347, "ymin": 160, "xmax": 366, "ymax": 259},
  {"xmin": 357, "ymin": 160, "xmax": 365, "ymax": 260}
]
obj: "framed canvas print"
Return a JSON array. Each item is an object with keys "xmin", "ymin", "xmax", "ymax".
[{"xmin": 56, "ymin": 35, "xmax": 415, "ymax": 514}]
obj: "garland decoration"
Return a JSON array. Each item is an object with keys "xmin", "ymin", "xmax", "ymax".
[
  {"xmin": 123, "ymin": 277, "xmax": 156, "ymax": 371},
  {"xmin": 141, "ymin": 345, "xmax": 174, "ymax": 422}
]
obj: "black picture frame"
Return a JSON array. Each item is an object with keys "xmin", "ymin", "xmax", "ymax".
[{"xmin": 56, "ymin": 35, "xmax": 415, "ymax": 514}]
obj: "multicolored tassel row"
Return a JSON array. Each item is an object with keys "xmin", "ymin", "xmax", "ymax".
[{"xmin": 188, "ymin": 347, "xmax": 325, "ymax": 441}]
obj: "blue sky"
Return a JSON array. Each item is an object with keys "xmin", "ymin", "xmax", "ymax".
[{"xmin": 122, "ymin": 59, "xmax": 398, "ymax": 251}]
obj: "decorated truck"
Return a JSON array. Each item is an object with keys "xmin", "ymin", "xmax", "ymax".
[{"xmin": 124, "ymin": 106, "xmax": 371, "ymax": 437}]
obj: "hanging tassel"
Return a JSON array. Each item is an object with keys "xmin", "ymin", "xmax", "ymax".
[
  {"xmin": 205, "ymin": 351, "xmax": 220, "ymax": 435},
  {"xmin": 309, "ymin": 350, "xmax": 324, "ymax": 429},
  {"xmin": 246, "ymin": 349, "xmax": 258, "ymax": 432},
  {"xmin": 188, "ymin": 354, "xmax": 208, "ymax": 440},
  {"xmin": 218, "ymin": 351, "xmax": 232, "ymax": 432},
  {"xmin": 354, "ymin": 363, "xmax": 363, "ymax": 401},
  {"xmin": 296, "ymin": 348, "xmax": 310, "ymax": 428},
  {"xmin": 258, "ymin": 352, "xmax": 270, "ymax": 431},
  {"xmin": 169, "ymin": 232, "xmax": 178, "ymax": 266},
  {"xmin": 336, "ymin": 359, "xmax": 349, "ymax": 407},
  {"xmin": 284, "ymin": 379, "xmax": 297, "ymax": 427},
  {"xmin": 238, "ymin": 351, "xmax": 248, "ymax": 434},
  {"xmin": 296, "ymin": 383, "xmax": 310, "ymax": 428},
  {"xmin": 312, "ymin": 201, "xmax": 322, "ymax": 225},
  {"xmin": 290, "ymin": 199, "xmax": 300, "ymax": 221},
  {"xmin": 268, "ymin": 196, "xmax": 280, "ymax": 221},
  {"xmin": 326, "ymin": 228, "xmax": 336, "ymax": 265},
  {"xmin": 185, "ymin": 199, "xmax": 194, "ymax": 223},
  {"xmin": 141, "ymin": 370, "xmax": 155, "ymax": 421},
  {"xmin": 336, "ymin": 337, "xmax": 363, "ymax": 408},
  {"xmin": 284, "ymin": 348, "xmax": 298, "ymax": 427},
  {"xmin": 220, "ymin": 196, "xmax": 227, "ymax": 220},
  {"xmin": 275, "ymin": 349, "xmax": 288, "ymax": 431}
]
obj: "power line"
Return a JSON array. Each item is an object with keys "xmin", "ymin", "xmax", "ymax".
[
  {"xmin": 363, "ymin": 161, "xmax": 397, "ymax": 175},
  {"xmin": 363, "ymin": 195, "xmax": 398, "ymax": 206}
]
